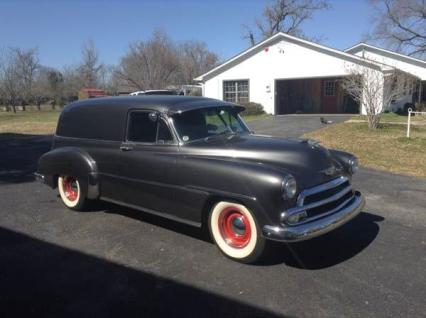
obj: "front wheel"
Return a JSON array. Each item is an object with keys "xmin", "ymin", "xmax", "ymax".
[
  {"xmin": 208, "ymin": 201, "xmax": 266, "ymax": 263},
  {"xmin": 58, "ymin": 176, "xmax": 87, "ymax": 211}
]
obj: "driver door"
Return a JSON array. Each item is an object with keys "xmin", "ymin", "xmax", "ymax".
[{"xmin": 117, "ymin": 111, "xmax": 178, "ymax": 215}]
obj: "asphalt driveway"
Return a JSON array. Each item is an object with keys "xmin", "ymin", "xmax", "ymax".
[
  {"xmin": 0, "ymin": 118, "xmax": 425, "ymax": 318},
  {"xmin": 248, "ymin": 114, "xmax": 351, "ymax": 138}
]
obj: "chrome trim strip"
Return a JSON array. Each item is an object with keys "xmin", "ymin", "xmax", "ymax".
[
  {"xmin": 263, "ymin": 191, "xmax": 365, "ymax": 242},
  {"xmin": 281, "ymin": 176, "xmax": 352, "ymax": 225},
  {"xmin": 287, "ymin": 192, "xmax": 355, "ymax": 226},
  {"xmin": 286, "ymin": 185, "xmax": 352, "ymax": 215},
  {"xmin": 297, "ymin": 176, "xmax": 348, "ymax": 206}
]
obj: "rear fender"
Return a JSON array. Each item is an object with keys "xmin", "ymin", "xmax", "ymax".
[{"xmin": 37, "ymin": 147, "xmax": 99, "ymax": 199}]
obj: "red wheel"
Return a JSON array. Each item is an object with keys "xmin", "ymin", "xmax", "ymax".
[
  {"xmin": 209, "ymin": 201, "xmax": 266, "ymax": 263},
  {"xmin": 58, "ymin": 176, "xmax": 86, "ymax": 210},
  {"xmin": 218, "ymin": 207, "xmax": 252, "ymax": 248},
  {"xmin": 61, "ymin": 177, "xmax": 79, "ymax": 202}
]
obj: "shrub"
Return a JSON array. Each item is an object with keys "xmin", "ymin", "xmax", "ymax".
[
  {"xmin": 239, "ymin": 102, "xmax": 265, "ymax": 116},
  {"xmin": 395, "ymin": 103, "xmax": 414, "ymax": 115},
  {"xmin": 415, "ymin": 101, "xmax": 426, "ymax": 112}
]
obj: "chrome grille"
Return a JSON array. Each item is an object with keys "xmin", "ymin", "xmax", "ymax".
[{"xmin": 281, "ymin": 176, "xmax": 355, "ymax": 225}]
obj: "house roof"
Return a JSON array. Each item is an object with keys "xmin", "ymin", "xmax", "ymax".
[
  {"xmin": 194, "ymin": 32, "xmax": 386, "ymax": 82},
  {"xmin": 345, "ymin": 43, "xmax": 426, "ymax": 68}
]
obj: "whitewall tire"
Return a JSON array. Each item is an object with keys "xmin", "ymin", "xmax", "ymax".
[
  {"xmin": 209, "ymin": 201, "xmax": 266, "ymax": 263},
  {"xmin": 58, "ymin": 176, "xmax": 86, "ymax": 210}
]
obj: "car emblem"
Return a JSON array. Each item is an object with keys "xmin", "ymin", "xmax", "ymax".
[{"xmin": 321, "ymin": 165, "xmax": 337, "ymax": 176}]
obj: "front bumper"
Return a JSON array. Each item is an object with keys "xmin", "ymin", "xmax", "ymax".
[{"xmin": 262, "ymin": 191, "xmax": 365, "ymax": 242}]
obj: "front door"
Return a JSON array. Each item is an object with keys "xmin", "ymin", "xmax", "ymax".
[
  {"xmin": 322, "ymin": 79, "xmax": 338, "ymax": 113},
  {"xmin": 117, "ymin": 111, "xmax": 178, "ymax": 215}
]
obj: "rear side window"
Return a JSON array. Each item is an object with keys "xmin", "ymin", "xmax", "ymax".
[{"xmin": 127, "ymin": 112, "xmax": 174, "ymax": 144}]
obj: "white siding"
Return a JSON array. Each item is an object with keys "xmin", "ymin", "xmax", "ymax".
[
  {"xmin": 353, "ymin": 50, "xmax": 426, "ymax": 80},
  {"xmin": 204, "ymin": 39, "xmax": 373, "ymax": 114}
]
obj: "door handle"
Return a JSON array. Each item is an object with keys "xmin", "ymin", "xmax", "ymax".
[{"xmin": 120, "ymin": 145, "xmax": 133, "ymax": 151}]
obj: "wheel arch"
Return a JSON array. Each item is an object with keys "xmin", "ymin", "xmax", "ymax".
[
  {"xmin": 37, "ymin": 147, "xmax": 100, "ymax": 199},
  {"xmin": 200, "ymin": 192, "xmax": 272, "ymax": 233}
]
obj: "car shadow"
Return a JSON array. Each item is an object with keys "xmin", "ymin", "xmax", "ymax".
[
  {"xmin": 0, "ymin": 133, "xmax": 52, "ymax": 184},
  {"xmin": 90, "ymin": 201, "xmax": 211, "ymax": 242},
  {"xmin": 93, "ymin": 202, "xmax": 382, "ymax": 269},
  {"xmin": 0, "ymin": 226, "xmax": 286, "ymax": 318},
  {"xmin": 259, "ymin": 212, "xmax": 383, "ymax": 269}
]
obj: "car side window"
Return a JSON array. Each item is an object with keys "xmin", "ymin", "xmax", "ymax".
[
  {"xmin": 127, "ymin": 112, "xmax": 157, "ymax": 143},
  {"xmin": 157, "ymin": 119, "xmax": 174, "ymax": 144}
]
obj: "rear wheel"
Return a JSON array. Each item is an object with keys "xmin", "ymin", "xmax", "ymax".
[
  {"xmin": 209, "ymin": 201, "xmax": 266, "ymax": 263},
  {"xmin": 58, "ymin": 176, "xmax": 87, "ymax": 211}
]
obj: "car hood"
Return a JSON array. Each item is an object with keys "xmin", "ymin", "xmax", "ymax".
[{"xmin": 181, "ymin": 134, "xmax": 345, "ymax": 188}]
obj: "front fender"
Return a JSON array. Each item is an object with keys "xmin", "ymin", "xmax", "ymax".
[
  {"xmin": 177, "ymin": 156, "xmax": 288, "ymax": 227},
  {"xmin": 329, "ymin": 149, "xmax": 356, "ymax": 175},
  {"xmin": 37, "ymin": 147, "xmax": 99, "ymax": 199}
]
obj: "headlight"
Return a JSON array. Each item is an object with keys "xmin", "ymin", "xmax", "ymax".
[
  {"xmin": 348, "ymin": 157, "xmax": 359, "ymax": 174},
  {"xmin": 282, "ymin": 175, "xmax": 297, "ymax": 200}
]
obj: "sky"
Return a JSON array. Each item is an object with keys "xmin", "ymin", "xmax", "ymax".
[{"xmin": 0, "ymin": 0, "xmax": 374, "ymax": 69}]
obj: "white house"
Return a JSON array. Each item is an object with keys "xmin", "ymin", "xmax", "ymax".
[
  {"xmin": 195, "ymin": 33, "xmax": 426, "ymax": 115},
  {"xmin": 345, "ymin": 42, "xmax": 426, "ymax": 112}
]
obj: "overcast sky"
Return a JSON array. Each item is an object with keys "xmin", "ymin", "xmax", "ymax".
[{"xmin": 0, "ymin": 0, "xmax": 374, "ymax": 69}]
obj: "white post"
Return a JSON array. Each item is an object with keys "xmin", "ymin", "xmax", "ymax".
[{"xmin": 407, "ymin": 108, "xmax": 412, "ymax": 138}]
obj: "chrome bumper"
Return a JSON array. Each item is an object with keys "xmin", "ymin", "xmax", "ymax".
[
  {"xmin": 34, "ymin": 172, "xmax": 46, "ymax": 183},
  {"xmin": 262, "ymin": 191, "xmax": 365, "ymax": 242}
]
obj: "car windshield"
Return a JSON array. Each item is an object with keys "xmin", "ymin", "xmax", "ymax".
[{"xmin": 172, "ymin": 107, "xmax": 249, "ymax": 142}]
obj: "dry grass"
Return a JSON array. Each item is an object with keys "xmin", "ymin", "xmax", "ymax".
[
  {"xmin": 304, "ymin": 122, "xmax": 426, "ymax": 178},
  {"xmin": 241, "ymin": 113, "xmax": 271, "ymax": 122},
  {"xmin": 351, "ymin": 113, "xmax": 426, "ymax": 123},
  {"xmin": 0, "ymin": 109, "xmax": 60, "ymax": 135}
]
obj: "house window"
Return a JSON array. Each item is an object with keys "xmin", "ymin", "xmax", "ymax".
[
  {"xmin": 223, "ymin": 80, "xmax": 249, "ymax": 103},
  {"xmin": 324, "ymin": 81, "xmax": 336, "ymax": 96}
]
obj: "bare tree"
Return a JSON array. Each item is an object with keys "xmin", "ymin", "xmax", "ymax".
[
  {"xmin": 368, "ymin": 0, "xmax": 426, "ymax": 59},
  {"xmin": 11, "ymin": 48, "xmax": 40, "ymax": 110},
  {"xmin": 178, "ymin": 41, "xmax": 219, "ymax": 84},
  {"xmin": 78, "ymin": 40, "xmax": 103, "ymax": 88},
  {"xmin": 115, "ymin": 30, "xmax": 181, "ymax": 90},
  {"xmin": 0, "ymin": 49, "xmax": 23, "ymax": 113},
  {"xmin": 243, "ymin": 0, "xmax": 330, "ymax": 46},
  {"xmin": 62, "ymin": 66, "xmax": 81, "ymax": 102},
  {"xmin": 342, "ymin": 64, "xmax": 412, "ymax": 129}
]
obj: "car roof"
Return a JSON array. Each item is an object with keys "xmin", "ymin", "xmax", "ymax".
[{"xmin": 65, "ymin": 96, "xmax": 244, "ymax": 115}]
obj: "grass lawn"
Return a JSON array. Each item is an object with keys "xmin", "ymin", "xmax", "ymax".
[
  {"xmin": 0, "ymin": 109, "xmax": 61, "ymax": 135},
  {"xmin": 241, "ymin": 113, "xmax": 271, "ymax": 122},
  {"xmin": 304, "ymin": 122, "xmax": 426, "ymax": 178},
  {"xmin": 351, "ymin": 112, "xmax": 426, "ymax": 123}
]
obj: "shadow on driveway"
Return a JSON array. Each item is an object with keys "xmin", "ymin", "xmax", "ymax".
[
  {"xmin": 0, "ymin": 133, "xmax": 51, "ymax": 184},
  {"xmin": 263, "ymin": 212, "xmax": 384, "ymax": 269},
  {"xmin": 92, "ymin": 201, "xmax": 382, "ymax": 270},
  {"xmin": 0, "ymin": 226, "xmax": 285, "ymax": 318}
]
